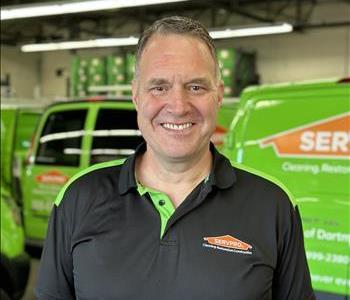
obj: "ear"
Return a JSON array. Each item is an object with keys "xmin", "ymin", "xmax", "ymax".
[
  {"xmin": 131, "ymin": 79, "xmax": 139, "ymax": 111},
  {"xmin": 216, "ymin": 80, "xmax": 224, "ymax": 108}
]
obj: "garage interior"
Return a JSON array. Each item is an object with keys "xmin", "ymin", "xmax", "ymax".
[{"xmin": 1, "ymin": 1, "xmax": 349, "ymax": 300}]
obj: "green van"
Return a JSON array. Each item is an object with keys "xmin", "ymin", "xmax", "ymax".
[
  {"xmin": 21, "ymin": 97, "xmax": 144, "ymax": 245},
  {"xmin": 222, "ymin": 79, "xmax": 350, "ymax": 299}
]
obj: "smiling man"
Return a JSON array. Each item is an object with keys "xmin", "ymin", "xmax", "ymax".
[{"xmin": 36, "ymin": 16, "xmax": 315, "ymax": 299}]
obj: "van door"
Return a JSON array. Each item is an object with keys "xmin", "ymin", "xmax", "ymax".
[
  {"xmin": 13, "ymin": 109, "xmax": 42, "ymax": 204},
  {"xmin": 22, "ymin": 107, "xmax": 88, "ymax": 244}
]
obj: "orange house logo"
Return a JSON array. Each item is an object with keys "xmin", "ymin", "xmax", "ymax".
[
  {"xmin": 260, "ymin": 113, "xmax": 350, "ymax": 159},
  {"xmin": 203, "ymin": 235, "xmax": 252, "ymax": 251},
  {"xmin": 36, "ymin": 170, "xmax": 69, "ymax": 185}
]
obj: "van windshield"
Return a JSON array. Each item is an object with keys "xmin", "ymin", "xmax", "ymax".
[
  {"xmin": 35, "ymin": 109, "xmax": 87, "ymax": 166},
  {"xmin": 90, "ymin": 109, "xmax": 143, "ymax": 164}
]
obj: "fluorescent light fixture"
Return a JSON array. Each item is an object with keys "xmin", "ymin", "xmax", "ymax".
[
  {"xmin": 1, "ymin": 0, "xmax": 190, "ymax": 20},
  {"xmin": 21, "ymin": 22, "xmax": 293, "ymax": 52},
  {"xmin": 209, "ymin": 23, "xmax": 293, "ymax": 39},
  {"xmin": 21, "ymin": 37, "xmax": 139, "ymax": 52}
]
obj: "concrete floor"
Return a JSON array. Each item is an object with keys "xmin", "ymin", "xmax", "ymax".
[{"xmin": 21, "ymin": 258, "xmax": 39, "ymax": 300}]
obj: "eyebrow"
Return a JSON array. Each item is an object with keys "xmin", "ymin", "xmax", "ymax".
[
  {"xmin": 145, "ymin": 77, "xmax": 213, "ymax": 88},
  {"xmin": 146, "ymin": 78, "xmax": 170, "ymax": 87},
  {"xmin": 185, "ymin": 78, "xmax": 212, "ymax": 87}
]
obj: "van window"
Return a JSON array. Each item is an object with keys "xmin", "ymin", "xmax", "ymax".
[
  {"xmin": 35, "ymin": 110, "xmax": 87, "ymax": 166},
  {"xmin": 90, "ymin": 109, "xmax": 143, "ymax": 164}
]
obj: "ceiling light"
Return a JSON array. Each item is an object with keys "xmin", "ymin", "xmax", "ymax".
[
  {"xmin": 1, "ymin": 0, "xmax": 190, "ymax": 21},
  {"xmin": 209, "ymin": 23, "xmax": 293, "ymax": 39},
  {"xmin": 21, "ymin": 37, "xmax": 139, "ymax": 52},
  {"xmin": 21, "ymin": 22, "xmax": 293, "ymax": 52}
]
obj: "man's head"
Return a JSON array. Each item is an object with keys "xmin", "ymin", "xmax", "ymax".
[
  {"xmin": 134, "ymin": 16, "xmax": 220, "ymax": 81},
  {"xmin": 132, "ymin": 16, "xmax": 224, "ymax": 163}
]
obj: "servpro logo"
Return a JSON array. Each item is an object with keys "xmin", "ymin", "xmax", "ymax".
[
  {"xmin": 260, "ymin": 113, "xmax": 350, "ymax": 159},
  {"xmin": 36, "ymin": 170, "xmax": 69, "ymax": 185},
  {"xmin": 203, "ymin": 235, "xmax": 253, "ymax": 255}
]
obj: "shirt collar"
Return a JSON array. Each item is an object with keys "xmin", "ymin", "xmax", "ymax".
[
  {"xmin": 206, "ymin": 143, "xmax": 236, "ymax": 189},
  {"xmin": 118, "ymin": 142, "xmax": 146, "ymax": 195},
  {"xmin": 118, "ymin": 142, "xmax": 236, "ymax": 195}
]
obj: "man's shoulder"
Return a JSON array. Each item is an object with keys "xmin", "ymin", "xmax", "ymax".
[
  {"xmin": 229, "ymin": 160, "xmax": 295, "ymax": 208},
  {"xmin": 75, "ymin": 158, "xmax": 126, "ymax": 182},
  {"xmin": 55, "ymin": 159, "xmax": 127, "ymax": 207}
]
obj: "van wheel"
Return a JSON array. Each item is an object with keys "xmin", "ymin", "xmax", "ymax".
[{"xmin": 0, "ymin": 288, "xmax": 11, "ymax": 300}]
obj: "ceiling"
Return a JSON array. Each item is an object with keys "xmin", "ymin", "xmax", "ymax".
[{"xmin": 1, "ymin": 0, "xmax": 350, "ymax": 46}]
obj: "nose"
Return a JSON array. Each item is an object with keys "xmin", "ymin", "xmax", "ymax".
[{"xmin": 167, "ymin": 86, "xmax": 190, "ymax": 116}]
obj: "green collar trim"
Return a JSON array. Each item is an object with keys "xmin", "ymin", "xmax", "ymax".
[{"xmin": 137, "ymin": 183, "xmax": 175, "ymax": 238}]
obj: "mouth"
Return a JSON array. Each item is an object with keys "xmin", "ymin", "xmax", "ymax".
[{"xmin": 161, "ymin": 122, "xmax": 194, "ymax": 131}]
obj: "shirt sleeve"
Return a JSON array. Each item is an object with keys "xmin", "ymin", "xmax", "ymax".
[
  {"xmin": 35, "ymin": 189, "xmax": 76, "ymax": 300},
  {"xmin": 272, "ymin": 204, "xmax": 316, "ymax": 300}
]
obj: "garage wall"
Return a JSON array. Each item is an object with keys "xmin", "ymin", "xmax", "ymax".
[
  {"xmin": 218, "ymin": 26, "xmax": 350, "ymax": 84},
  {"xmin": 1, "ymin": 46, "xmax": 41, "ymax": 99},
  {"xmin": 40, "ymin": 51, "xmax": 71, "ymax": 99},
  {"xmin": 39, "ymin": 48, "xmax": 124, "ymax": 99}
]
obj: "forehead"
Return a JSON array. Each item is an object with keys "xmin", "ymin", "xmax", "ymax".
[{"xmin": 138, "ymin": 33, "xmax": 216, "ymax": 77}]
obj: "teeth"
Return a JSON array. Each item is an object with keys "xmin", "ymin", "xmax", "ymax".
[{"xmin": 162, "ymin": 123, "xmax": 192, "ymax": 131}]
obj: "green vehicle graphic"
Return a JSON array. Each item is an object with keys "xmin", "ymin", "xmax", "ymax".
[{"xmin": 222, "ymin": 78, "xmax": 350, "ymax": 299}]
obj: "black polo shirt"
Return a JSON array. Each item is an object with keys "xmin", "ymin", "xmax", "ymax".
[{"xmin": 36, "ymin": 143, "xmax": 315, "ymax": 300}]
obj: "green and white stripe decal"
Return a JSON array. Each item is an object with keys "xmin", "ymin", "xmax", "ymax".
[{"xmin": 55, "ymin": 159, "xmax": 126, "ymax": 206}]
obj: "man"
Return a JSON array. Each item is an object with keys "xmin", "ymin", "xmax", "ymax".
[{"xmin": 36, "ymin": 16, "xmax": 315, "ymax": 299}]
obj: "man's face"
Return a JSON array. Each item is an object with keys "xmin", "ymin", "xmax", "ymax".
[{"xmin": 132, "ymin": 33, "xmax": 223, "ymax": 162}]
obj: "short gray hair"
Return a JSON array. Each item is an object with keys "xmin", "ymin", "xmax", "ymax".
[{"xmin": 134, "ymin": 16, "xmax": 220, "ymax": 80}]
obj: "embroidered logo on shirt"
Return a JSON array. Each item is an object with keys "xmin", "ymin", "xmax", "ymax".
[{"xmin": 203, "ymin": 235, "xmax": 253, "ymax": 255}]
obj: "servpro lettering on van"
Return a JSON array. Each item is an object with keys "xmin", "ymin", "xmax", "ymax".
[{"xmin": 260, "ymin": 113, "xmax": 350, "ymax": 159}]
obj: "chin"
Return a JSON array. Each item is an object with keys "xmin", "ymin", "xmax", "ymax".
[
  {"xmin": 162, "ymin": 148, "xmax": 192, "ymax": 158},
  {"xmin": 160, "ymin": 144, "xmax": 205, "ymax": 161}
]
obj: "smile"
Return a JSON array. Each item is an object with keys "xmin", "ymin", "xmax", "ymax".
[{"xmin": 161, "ymin": 122, "xmax": 193, "ymax": 131}]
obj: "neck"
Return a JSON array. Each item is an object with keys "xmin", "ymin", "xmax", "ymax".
[{"xmin": 135, "ymin": 146, "xmax": 212, "ymax": 207}]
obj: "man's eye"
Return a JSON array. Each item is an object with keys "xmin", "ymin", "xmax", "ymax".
[
  {"xmin": 151, "ymin": 86, "xmax": 167, "ymax": 93},
  {"xmin": 189, "ymin": 85, "xmax": 205, "ymax": 92}
]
